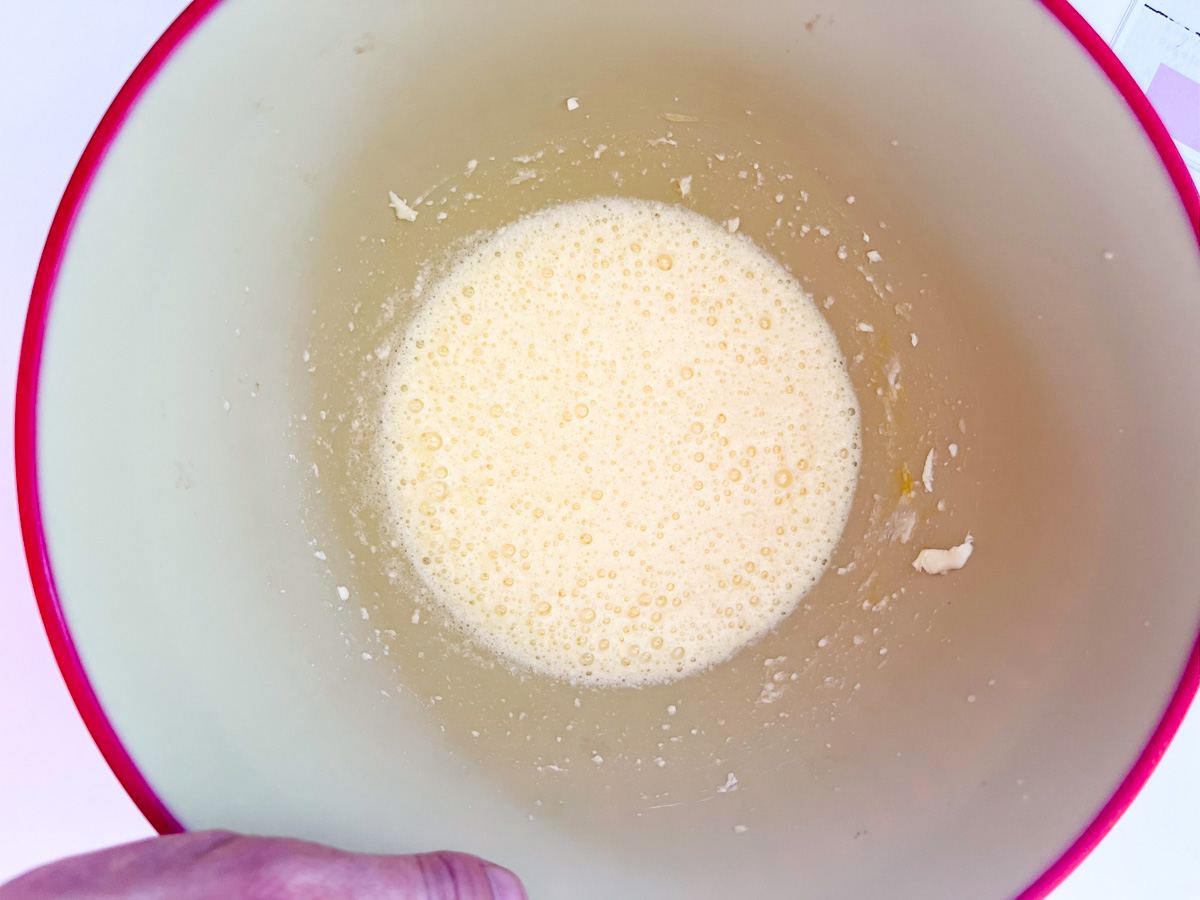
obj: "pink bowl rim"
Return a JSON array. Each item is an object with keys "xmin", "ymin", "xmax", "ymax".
[{"xmin": 13, "ymin": 0, "xmax": 1199, "ymax": 894}]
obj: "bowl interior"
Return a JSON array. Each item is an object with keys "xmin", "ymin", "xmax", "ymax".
[{"xmin": 31, "ymin": 2, "xmax": 1200, "ymax": 898}]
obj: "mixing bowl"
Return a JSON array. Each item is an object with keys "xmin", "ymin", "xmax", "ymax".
[{"xmin": 16, "ymin": 2, "xmax": 1200, "ymax": 898}]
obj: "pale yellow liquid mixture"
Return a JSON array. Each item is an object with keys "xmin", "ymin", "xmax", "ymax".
[{"xmin": 383, "ymin": 199, "xmax": 859, "ymax": 685}]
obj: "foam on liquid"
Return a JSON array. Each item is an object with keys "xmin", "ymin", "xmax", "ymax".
[{"xmin": 383, "ymin": 198, "xmax": 860, "ymax": 686}]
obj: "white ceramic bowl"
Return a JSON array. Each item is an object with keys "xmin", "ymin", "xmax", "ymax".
[{"xmin": 16, "ymin": 2, "xmax": 1200, "ymax": 898}]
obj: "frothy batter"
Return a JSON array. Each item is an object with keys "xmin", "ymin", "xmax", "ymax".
[{"xmin": 383, "ymin": 198, "xmax": 859, "ymax": 686}]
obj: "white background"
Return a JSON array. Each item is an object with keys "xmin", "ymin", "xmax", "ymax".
[{"xmin": 0, "ymin": 1, "xmax": 1196, "ymax": 896}]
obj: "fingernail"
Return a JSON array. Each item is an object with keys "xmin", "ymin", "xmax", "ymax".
[{"xmin": 485, "ymin": 864, "xmax": 526, "ymax": 900}]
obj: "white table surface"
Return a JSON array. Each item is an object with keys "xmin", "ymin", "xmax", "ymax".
[{"xmin": 0, "ymin": 2, "xmax": 1196, "ymax": 895}]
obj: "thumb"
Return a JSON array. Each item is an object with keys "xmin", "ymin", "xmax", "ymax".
[
  {"xmin": 376, "ymin": 850, "xmax": 527, "ymax": 900},
  {"xmin": 0, "ymin": 832, "xmax": 527, "ymax": 900}
]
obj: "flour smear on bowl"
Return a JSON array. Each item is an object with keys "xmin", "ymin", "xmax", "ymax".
[{"xmin": 381, "ymin": 198, "xmax": 860, "ymax": 685}]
